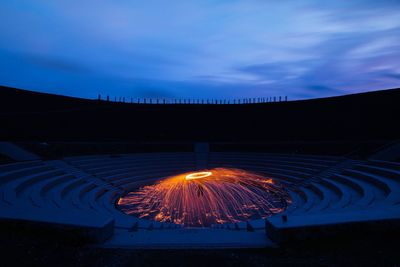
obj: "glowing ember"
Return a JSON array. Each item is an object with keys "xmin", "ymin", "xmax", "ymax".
[
  {"xmin": 117, "ymin": 168, "xmax": 291, "ymax": 227},
  {"xmin": 185, "ymin": 171, "xmax": 212, "ymax": 180}
]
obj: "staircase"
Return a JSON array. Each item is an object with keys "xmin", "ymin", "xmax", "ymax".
[
  {"xmin": 309, "ymin": 159, "xmax": 363, "ymax": 183},
  {"xmin": 45, "ymin": 160, "xmax": 120, "ymax": 191}
]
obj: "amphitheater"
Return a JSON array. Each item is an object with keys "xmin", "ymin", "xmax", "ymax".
[
  {"xmin": 0, "ymin": 86, "xmax": 399, "ymax": 252},
  {"xmin": 1, "ymin": 150, "xmax": 399, "ymax": 248}
]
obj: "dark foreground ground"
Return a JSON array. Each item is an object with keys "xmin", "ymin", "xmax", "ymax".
[{"xmin": 1, "ymin": 225, "xmax": 399, "ymax": 267}]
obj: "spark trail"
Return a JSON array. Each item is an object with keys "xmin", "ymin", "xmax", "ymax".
[{"xmin": 117, "ymin": 168, "xmax": 291, "ymax": 227}]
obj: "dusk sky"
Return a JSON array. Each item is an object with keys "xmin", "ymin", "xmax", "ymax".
[{"xmin": 0, "ymin": 0, "xmax": 399, "ymax": 100}]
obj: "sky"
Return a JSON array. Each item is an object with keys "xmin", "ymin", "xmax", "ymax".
[{"xmin": 0, "ymin": 0, "xmax": 399, "ymax": 100}]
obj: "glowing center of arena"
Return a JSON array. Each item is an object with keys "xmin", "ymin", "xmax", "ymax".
[
  {"xmin": 185, "ymin": 171, "xmax": 212, "ymax": 180},
  {"xmin": 117, "ymin": 168, "xmax": 291, "ymax": 227}
]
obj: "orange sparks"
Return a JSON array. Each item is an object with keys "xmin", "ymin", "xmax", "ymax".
[{"xmin": 117, "ymin": 168, "xmax": 291, "ymax": 227}]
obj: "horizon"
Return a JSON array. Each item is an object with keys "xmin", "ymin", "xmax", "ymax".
[
  {"xmin": 2, "ymin": 84, "xmax": 400, "ymax": 103},
  {"xmin": 1, "ymin": 1, "xmax": 400, "ymax": 100}
]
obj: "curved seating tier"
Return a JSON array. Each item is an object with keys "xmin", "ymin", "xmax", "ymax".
[{"xmin": 1, "ymin": 153, "xmax": 399, "ymax": 237}]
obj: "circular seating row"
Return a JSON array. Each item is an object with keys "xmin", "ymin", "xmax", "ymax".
[{"xmin": 0, "ymin": 153, "xmax": 399, "ymax": 235}]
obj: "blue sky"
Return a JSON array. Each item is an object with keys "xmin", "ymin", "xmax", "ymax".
[{"xmin": 0, "ymin": 0, "xmax": 399, "ymax": 100}]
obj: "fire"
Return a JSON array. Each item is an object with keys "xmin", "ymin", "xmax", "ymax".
[
  {"xmin": 117, "ymin": 168, "xmax": 291, "ymax": 227},
  {"xmin": 185, "ymin": 171, "xmax": 212, "ymax": 180}
]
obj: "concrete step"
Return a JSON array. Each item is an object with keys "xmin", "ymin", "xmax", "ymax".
[{"xmin": 103, "ymin": 228, "xmax": 276, "ymax": 249}]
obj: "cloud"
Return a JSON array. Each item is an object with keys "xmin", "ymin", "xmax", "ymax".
[
  {"xmin": 23, "ymin": 53, "xmax": 91, "ymax": 74},
  {"xmin": 0, "ymin": 0, "xmax": 399, "ymax": 99},
  {"xmin": 384, "ymin": 73, "xmax": 400, "ymax": 81}
]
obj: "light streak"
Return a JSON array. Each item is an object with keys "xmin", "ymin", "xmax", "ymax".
[
  {"xmin": 185, "ymin": 171, "xmax": 212, "ymax": 180},
  {"xmin": 117, "ymin": 168, "xmax": 291, "ymax": 227}
]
